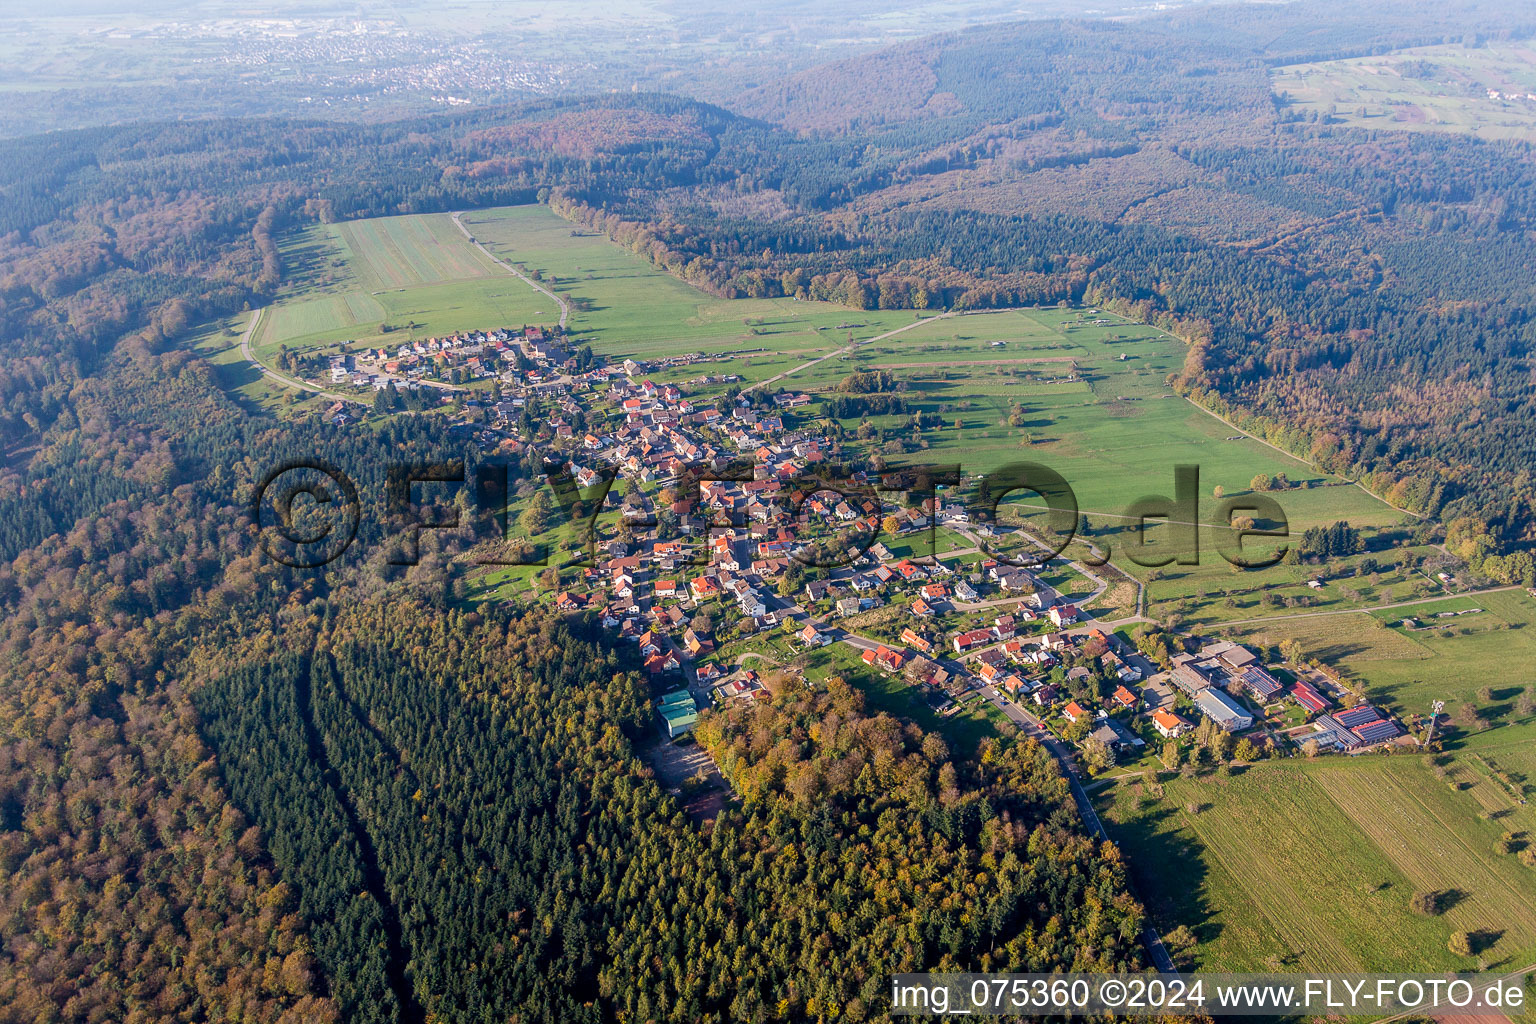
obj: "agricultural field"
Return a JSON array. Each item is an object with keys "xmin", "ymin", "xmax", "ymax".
[
  {"xmin": 809, "ymin": 307, "xmax": 1412, "ymax": 624},
  {"xmin": 1096, "ymin": 758, "xmax": 1536, "ymax": 974},
  {"xmin": 460, "ymin": 205, "xmax": 917, "ymax": 368},
  {"xmin": 248, "ymin": 212, "xmax": 560, "ymax": 365},
  {"xmin": 1271, "ymin": 39, "xmax": 1536, "ymax": 140}
]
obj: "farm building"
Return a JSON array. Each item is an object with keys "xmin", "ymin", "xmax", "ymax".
[
  {"xmin": 1238, "ymin": 666, "xmax": 1285, "ymax": 701},
  {"xmin": 1172, "ymin": 663, "xmax": 1212, "ymax": 696},
  {"xmin": 1291, "ymin": 680, "xmax": 1331, "ymax": 714},
  {"xmin": 1351, "ymin": 718, "xmax": 1403, "ymax": 745},
  {"xmin": 1333, "ymin": 704, "xmax": 1385, "ymax": 730},
  {"xmin": 1195, "ymin": 688, "xmax": 1253, "ymax": 732}
]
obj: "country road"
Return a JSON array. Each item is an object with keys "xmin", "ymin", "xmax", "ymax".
[
  {"xmin": 238, "ymin": 307, "xmax": 358, "ymax": 402},
  {"xmin": 1204, "ymin": 584, "xmax": 1524, "ymax": 629},
  {"xmin": 742, "ymin": 310, "xmax": 960, "ymax": 393},
  {"xmin": 816, "ymin": 538, "xmax": 1177, "ymax": 973},
  {"xmin": 451, "ymin": 211, "xmax": 569, "ymax": 329}
]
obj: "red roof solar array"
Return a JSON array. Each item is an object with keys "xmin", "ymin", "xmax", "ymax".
[
  {"xmin": 1291, "ymin": 681, "xmax": 1329, "ymax": 713},
  {"xmin": 1334, "ymin": 704, "xmax": 1384, "ymax": 730},
  {"xmin": 1351, "ymin": 719, "xmax": 1401, "ymax": 745}
]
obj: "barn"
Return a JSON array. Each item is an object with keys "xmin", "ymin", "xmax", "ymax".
[{"xmin": 1351, "ymin": 718, "xmax": 1403, "ymax": 745}]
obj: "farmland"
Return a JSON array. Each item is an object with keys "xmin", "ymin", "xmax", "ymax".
[
  {"xmin": 796, "ymin": 306, "xmax": 1412, "ymax": 625},
  {"xmin": 1096, "ymin": 758, "xmax": 1536, "ymax": 973},
  {"xmin": 1271, "ymin": 39, "xmax": 1536, "ymax": 140},
  {"xmin": 459, "ymin": 205, "xmax": 918, "ymax": 366},
  {"xmin": 246, "ymin": 202, "xmax": 923, "ymax": 388},
  {"xmin": 247, "ymin": 212, "xmax": 561, "ymax": 365}
]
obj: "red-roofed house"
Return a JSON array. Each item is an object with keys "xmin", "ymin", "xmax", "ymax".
[{"xmin": 1049, "ymin": 604, "xmax": 1079, "ymax": 627}]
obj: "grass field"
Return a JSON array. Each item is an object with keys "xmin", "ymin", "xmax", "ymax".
[
  {"xmin": 805, "ymin": 307, "xmax": 1411, "ymax": 623},
  {"xmin": 1097, "ymin": 758, "xmax": 1536, "ymax": 974},
  {"xmin": 249, "ymin": 213, "xmax": 562, "ymax": 364},
  {"xmin": 1271, "ymin": 40, "xmax": 1536, "ymax": 140},
  {"xmin": 460, "ymin": 205, "xmax": 917, "ymax": 367},
  {"xmin": 794, "ymin": 640, "xmax": 1009, "ymax": 757}
]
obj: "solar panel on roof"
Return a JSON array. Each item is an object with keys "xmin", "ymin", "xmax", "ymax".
[
  {"xmin": 1351, "ymin": 720, "xmax": 1401, "ymax": 744},
  {"xmin": 1335, "ymin": 705, "xmax": 1384, "ymax": 729}
]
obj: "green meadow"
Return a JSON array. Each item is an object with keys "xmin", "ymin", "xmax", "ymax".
[
  {"xmin": 248, "ymin": 212, "xmax": 560, "ymax": 364},
  {"xmin": 808, "ymin": 307, "xmax": 1411, "ymax": 624},
  {"xmin": 1096, "ymin": 758, "xmax": 1536, "ymax": 974},
  {"xmin": 460, "ymin": 205, "xmax": 917, "ymax": 368}
]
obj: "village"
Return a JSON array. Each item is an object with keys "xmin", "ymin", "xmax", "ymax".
[{"xmin": 308, "ymin": 319, "xmax": 1415, "ymax": 783}]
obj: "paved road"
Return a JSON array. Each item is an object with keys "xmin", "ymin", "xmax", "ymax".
[
  {"xmin": 237, "ymin": 307, "xmax": 360, "ymax": 403},
  {"xmin": 451, "ymin": 211, "xmax": 569, "ymax": 329},
  {"xmin": 827, "ymin": 602, "xmax": 1176, "ymax": 972}
]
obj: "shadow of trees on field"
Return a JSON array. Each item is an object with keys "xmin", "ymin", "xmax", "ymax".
[{"xmin": 1097, "ymin": 798, "xmax": 1222, "ymax": 962}]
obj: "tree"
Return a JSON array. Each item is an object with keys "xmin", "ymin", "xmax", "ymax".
[
  {"xmin": 1162, "ymin": 925, "xmax": 1196, "ymax": 959},
  {"xmin": 1250, "ymin": 473, "xmax": 1273, "ymax": 492},
  {"xmin": 1448, "ymin": 930, "xmax": 1474, "ymax": 957},
  {"xmin": 520, "ymin": 489, "xmax": 555, "ymax": 536},
  {"xmin": 1082, "ymin": 737, "xmax": 1115, "ymax": 774},
  {"xmin": 1409, "ymin": 890, "xmax": 1444, "ymax": 915},
  {"xmin": 1280, "ymin": 639, "xmax": 1304, "ymax": 666}
]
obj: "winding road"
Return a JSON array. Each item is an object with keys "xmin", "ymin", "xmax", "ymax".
[
  {"xmin": 238, "ymin": 307, "xmax": 358, "ymax": 402},
  {"xmin": 450, "ymin": 211, "xmax": 569, "ymax": 329}
]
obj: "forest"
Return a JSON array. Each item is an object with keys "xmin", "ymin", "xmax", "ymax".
[
  {"xmin": 2, "ymin": 0, "xmax": 1536, "ymax": 1017},
  {"xmin": 0, "ymin": 324, "xmax": 1152, "ymax": 1021},
  {"xmin": 195, "ymin": 607, "xmax": 1146, "ymax": 1022}
]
